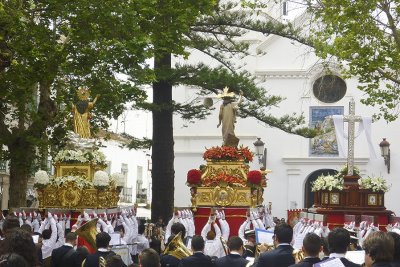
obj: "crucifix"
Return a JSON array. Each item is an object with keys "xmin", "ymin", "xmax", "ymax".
[{"xmin": 343, "ymin": 99, "xmax": 362, "ymax": 176}]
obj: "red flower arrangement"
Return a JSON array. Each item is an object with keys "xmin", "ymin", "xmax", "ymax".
[
  {"xmin": 203, "ymin": 146, "xmax": 253, "ymax": 162},
  {"xmin": 187, "ymin": 169, "xmax": 202, "ymax": 185},
  {"xmin": 247, "ymin": 170, "xmax": 262, "ymax": 185},
  {"xmin": 202, "ymin": 173, "xmax": 246, "ymax": 187}
]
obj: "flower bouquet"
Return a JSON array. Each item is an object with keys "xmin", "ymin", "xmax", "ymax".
[
  {"xmin": 34, "ymin": 170, "xmax": 50, "ymax": 189},
  {"xmin": 93, "ymin": 171, "xmax": 110, "ymax": 190},
  {"xmin": 50, "ymin": 175, "xmax": 92, "ymax": 189},
  {"xmin": 358, "ymin": 176, "xmax": 390, "ymax": 192},
  {"xmin": 312, "ymin": 174, "xmax": 344, "ymax": 192},
  {"xmin": 202, "ymin": 173, "xmax": 246, "ymax": 187},
  {"xmin": 186, "ymin": 169, "xmax": 202, "ymax": 186},
  {"xmin": 54, "ymin": 149, "xmax": 107, "ymax": 165},
  {"xmin": 247, "ymin": 170, "xmax": 262, "ymax": 186},
  {"xmin": 203, "ymin": 145, "xmax": 253, "ymax": 162}
]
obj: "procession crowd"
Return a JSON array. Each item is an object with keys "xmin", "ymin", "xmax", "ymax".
[{"xmin": 0, "ymin": 207, "xmax": 400, "ymax": 267}]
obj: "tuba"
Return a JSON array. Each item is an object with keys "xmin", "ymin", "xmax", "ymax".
[
  {"xmin": 163, "ymin": 232, "xmax": 192, "ymax": 259},
  {"xmin": 75, "ymin": 218, "xmax": 99, "ymax": 251}
]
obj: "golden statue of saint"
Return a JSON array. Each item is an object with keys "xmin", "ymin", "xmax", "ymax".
[{"xmin": 72, "ymin": 87, "xmax": 99, "ymax": 138}]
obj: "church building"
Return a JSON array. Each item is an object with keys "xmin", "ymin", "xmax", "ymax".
[{"xmin": 172, "ymin": 6, "xmax": 400, "ymax": 219}]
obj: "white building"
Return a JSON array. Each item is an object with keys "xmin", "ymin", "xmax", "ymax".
[{"xmin": 172, "ymin": 11, "xmax": 400, "ymax": 219}]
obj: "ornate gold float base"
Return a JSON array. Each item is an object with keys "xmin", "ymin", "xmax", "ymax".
[
  {"xmin": 202, "ymin": 160, "xmax": 249, "ymax": 180},
  {"xmin": 193, "ymin": 186, "xmax": 263, "ymax": 208},
  {"xmin": 55, "ymin": 163, "xmax": 106, "ymax": 182},
  {"xmin": 37, "ymin": 183, "xmax": 121, "ymax": 209}
]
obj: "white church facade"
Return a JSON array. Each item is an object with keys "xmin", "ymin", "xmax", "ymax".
[{"xmin": 172, "ymin": 17, "xmax": 400, "ymax": 219}]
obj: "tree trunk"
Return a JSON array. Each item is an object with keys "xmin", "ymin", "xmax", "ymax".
[
  {"xmin": 151, "ymin": 52, "xmax": 175, "ymax": 223},
  {"xmin": 8, "ymin": 137, "xmax": 34, "ymax": 208}
]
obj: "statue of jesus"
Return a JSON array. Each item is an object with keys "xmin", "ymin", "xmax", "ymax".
[
  {"xmin": 72, "ymin": 87, "xmax": 99, "ymax": 138},
  {"xmin": 217, "ymin": 87, "xmax": 243, "ymax": 147}
]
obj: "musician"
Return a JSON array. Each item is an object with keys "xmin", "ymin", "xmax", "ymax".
[
  {"xmin": 322, "ymin": 228, "xmax": 360, "ymax": 267},
  {"xmin": 160, "ymin": 235, "xmax": 181, "ymax": 267},
  {"xmin": 215, "ymin": 236, "xmax": 249, "ymax": 267},
  {"xmin": 82, "ymin": 232, "xmax": 127, "ymax": 267},
  {"xmin": 253, "ymin": 223, "xmax": 295, "ymax": 267},
  {"xmin": 363, "ymin": 232, "xmax": 394, "ymax": 267},
  {"xmin": 178, "ymin": 235, "xmax": 213, "ymax": 267},
  {"xmin": 132, "ymin": 224, "xmax": 150, "ymax": 263},
  {"xmin": 51, "ymin": 232, "xmax": 80, "ymax": 267},
  {"xmin": 139, "ymin": 248, "xmax": 160, "ymax": 267},
  {"xmin": 243, "ymin": 229, "xmax": 256, "ymax": 259},
  {"xmin": 288, "ymin": 233, "xmax": 321, "ymax": 267}
]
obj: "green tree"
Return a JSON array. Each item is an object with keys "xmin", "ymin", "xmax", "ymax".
[
  {"xmin": 305, "ymin": 0, "xmax": 400, "ymax": 121},
  {"xmin": 0, "ymin": 0, "xmax": 151, "ymax": 207},
  {"xmin": 142, "ymin": 0, "xmax": 317, "ymax": 222}
]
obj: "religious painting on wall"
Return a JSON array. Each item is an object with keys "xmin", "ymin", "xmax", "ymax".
[{"xmin": 309, "ymin": 106, "xmax": 344, "ymax": 156}]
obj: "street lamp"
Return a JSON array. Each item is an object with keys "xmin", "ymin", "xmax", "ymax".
[
  {"xmin": 253, "ymin": 137, "xmax": 267, "ymax": 168},
  {"xmin": 379, "ymin": 138, "xmax": 390, "ymax": 174}
]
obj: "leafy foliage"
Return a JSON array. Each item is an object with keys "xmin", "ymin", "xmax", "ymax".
[{"xmin": 307, "ymin": 0, "xmax": 400, "ymax": 121}]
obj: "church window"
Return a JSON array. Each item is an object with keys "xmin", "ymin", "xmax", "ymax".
[{"xmin": 313, "ymin": 75, "xmax": 347, "ymax": 103}]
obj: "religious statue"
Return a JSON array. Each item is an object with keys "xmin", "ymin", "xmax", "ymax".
[
  {"xmin": 217, "ymin": 87, "xmax": 243, "ymax": 147},
  {"xmin": 72, "ymin": 87, "xmax": 99, "ymax": 138}
]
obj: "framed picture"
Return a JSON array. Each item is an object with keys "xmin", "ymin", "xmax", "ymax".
[{"xmin": 309, "ymin": 106, "xmax": 344, "ymax": 156}]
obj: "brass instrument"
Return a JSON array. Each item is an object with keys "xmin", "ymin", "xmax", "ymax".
[
  {"xmin": 293, "ymin": 249, "xmax": 305, "ymax": 263},
  {"xmin": 75, "ymin": 218, "xmax": 99, "ymax": 250},
  {"xmin": 255, "ymin": 243, "xmax": 304, "ymax": 263},
  {"xmin": 99, "ymin": 256, "xmax": 106, "ymax": 267},
  {"xmin": 255, "ymin": 243, "xmax": 274, "ymax": 258},
  {"xmin": 163, "ymin": 232, "xmax": 192, "ymax": 259}
]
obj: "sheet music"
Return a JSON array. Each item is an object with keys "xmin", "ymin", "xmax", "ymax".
[
  {"xmin": 112, "ymin": 246, "xmax": 131, "ymax": 265},
  {"xmin": 314, "ymin": 258, "xmax": 345, "ymax": 267},
  {"xmin": 345, "ymin": 251, "xmax": 365, "ymax": 265},
  {"xmin": 255, "ymin": 228, "xmax": 274, "ymax": 244},
  {"xmin": 109, "ymin": 233, "xmax": 121, "ymax": 246}
]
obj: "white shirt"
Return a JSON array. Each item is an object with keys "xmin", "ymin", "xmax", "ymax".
[
  {"xmin": 131, "ymin": 234, "xmax": 149, "ymax": 255},
  {"xmin": 42, "ymin": 218, "xmax": 58, "ymax": 259}
]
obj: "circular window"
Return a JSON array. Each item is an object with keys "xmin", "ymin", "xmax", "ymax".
[{"xmin": 313, "ymin": 75, "xmax": 347, "ymax": 103}]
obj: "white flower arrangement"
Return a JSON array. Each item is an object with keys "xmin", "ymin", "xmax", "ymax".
[
  {"xmin": 50, "ymin": 175, "xmax": 92, "ymax": 189},
  {"xmin": 54, "ymin": 149, "xmax": 107, "ymax": 165},
  {"xmin": 34, "ymin": 170, "xmax": 50, "ymax": 186},
  {"xmin": 312, "ymin": 174, "xmax": 344, "ymax": 192},
  {"xmin": 93, "ymin": 170, "xmax": 110, "ymax": 188},
  {"xmin": 111, "ymin": 172, "xmax": 125, "ymax": 187},
  {"xmin": 358, "ymin": 176, "xmax": 390, "ymax": 192}
]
